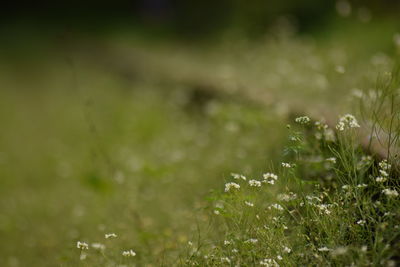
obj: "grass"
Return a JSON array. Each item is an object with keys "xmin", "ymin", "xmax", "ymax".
[{"xmin": 0, "ymin": 15, "xmax": 400, "ymax": 266}]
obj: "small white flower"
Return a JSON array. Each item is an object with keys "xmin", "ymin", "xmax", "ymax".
[
  {"xmin": 245, "ymin": 238, "xmax": 258, "ymax": 244},
  {"xmin": 269, "ymin": 204, "xmax": 284, "ymax": 211},
  {"xmin": 221, "ymin": 257, "xmax": 231, "ymax": 264},
  {"xmin": 336, "ymin": 114, "xmax": 360, "ymax": 131},
  {"xmin": 224, "ymin": 240, "xmax": 231, "ymax": 246},
  {"xmin": 245, "ymin": 201, "xmax": 254, "ymax": 207},
  {"xmin": 105, "ymin": 233, "xmax": 117, "ymax": 239},
  {"xmin": 231, "ymin": 173, "xmax": 247, "ymax": 181},
  {"xmin": 281, "ymin": 162, "xmax": 293, "ymax": 168},
  {"xmin": 80, "ymin": 252, "xmax": 87, "ymax": 260},
  {"xmin": 122, "ymin": 250, "xmax": 136, "ymax": 257},
  {"xmin": 277, "ymin": 193, "xmax": 297, "ymax": 202},
  {"xmin": 357, "ymin": 184, "xmax": 368, "ymax": 188},
  {"xmin": 260, "ymin": 258, "xmax": 279, "ymax": 266},
  {"xmin": 382, "ymin": 188, "xmax": 399, "ymax": 198},
  {"xmin": 214, "ymin": 210, "xmax": 220, "ymax": 215},
  {"xmin": 379, "ymin": 169, "xmax": 389, "ymax": 177},
  {"xmin": 357, "ymin": 220, "xmax": 366, "ymax": 226},
  {"xmin": 331, "ymin": 246, "xmax": 348, "ymax": 257},
  {"xmin": 232, "ymin": 248, "xmax": 238, "ymax": 253},
  {"xmin": 295, "ymin": 116, "xmax": 311, "ymax": 124},
  {"xmin": 188, "ymin": 241, "xmax": 193, "ymax": 246},
  {"xmin": 379, "ymin": 160, "xmax": 391, "ymax": 171},
  {"xmin": 325, "ymin": 157, "xmax": 337, "ymax": 164},
  {"xmin": 77, "ymin": 241, "xmax": 89, "ymax": 250},
  {"xmin": 342, "ymin": 185, "xmax": 350, "ymax": 190},
  {"xmin": 375, "ymin": 176, "xmax": 387, "ymax": 183},
  {"xmin": 283, "ymin": 246, "xmax": 291, "ymax": 253},
  {"xmin": 248, "ymin": 179, "xmax": 262, "ymax": 187},
  {"xmin": 224, "ymin": 182, "xmax": 240, "ymax": 192},
  {"xmin": 91, "ymin": 243, "xmax": 105, "ymax": 250},
  {"xmin": 318, "ymin": 246, "xmax": 331, "ymax": 252},
  {"xmin": 277, "ymin": 255, "xmax": 283, "ymax": 260}
]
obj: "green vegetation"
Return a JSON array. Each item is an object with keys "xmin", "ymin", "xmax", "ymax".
[{"xmin": 0, "ymin": 5, "xmax": 400, "ymax": 267}]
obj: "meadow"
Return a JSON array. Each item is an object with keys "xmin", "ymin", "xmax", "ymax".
[{"xmin": 0, "ymin": 8, "xmax": 400, "ymax": 267}]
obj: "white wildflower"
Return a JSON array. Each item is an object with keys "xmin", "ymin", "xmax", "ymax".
[
  {"xmin": 277, "ymin": 255, "xmax": 283, "ymax": 260},
  {"xmin": 225, "ymin": 182, "xmax": 240, "ymax": 192},
  {"xmin": 221, "ymin": 257, "xmax": 231, "ymax": 264},
  {"xmin": 245, "ymin": 238, "xmax": 258, "ymax": 244},
  {"xmin": 375, "ymin": 176, "xmax": 387, "ymax": 183},
  {"xmin": 77, "ymin": 241, "xmax": 89, "ymax": 250},
  {"xmin": 214, "ymin": 210, "xmax": 220, "ymax": 215},
  {"xmin": 188, "ymin": 241, "xmax": 193, "ymax": 246},
  {"xmin": 260, "ymin": 258, "xmax": 279, "ymax": 266},
  {"xmin": 382, "ymin": 188, "xmax": 399, "ymax": 198},
  {"xmin": 263, "ymin": 173, "xmax": 278, "ymax": 185},
  {"xmin": 379, "ymin": 160, "xmax": 391, "ymax": 171},
  {"xmin": 122, "ymin": 250, "xmax": 136, "ymax": 257},
  {"xmin": 379, "ymin": 169, "xmax": 389, "ymax": 177},
  {"xmin": 269, "ymin": 204, "xmax": 284, "ymax": 211},
  {"xmin": 281, "ymin": 162, "xmax": 293, "ymax": 168},
  {"xmin": 295, "ymin": 116, "xmax": 311, "ymax": 124},
  {"xmin": 277, "ymin": 193, "xmax": 297, "ymax": 202},
  {"xmin": 231, "ymin": 173, "xmax": 246, "ymax": 181},
  {"xmin": 91, "ymin": 243, "xmax": 105, "ymax": 250},
  {"xmin": 232, "ymin": 248, "xmax": 238, "ymax": 253},
  {"xmin": 357, "ymin": 220, "xmax": 366, "ymax": 226},
  {"xmin": 224, "ymin": 240, "xmax": 231, "ymax": 246},
  {"xmin": 318, "ymin": 246, "xmax": 331, "ymax": 252},
  {"xmin": 245, "ymin": 201, "xmax": 254, "ymax": 207},
  {"xmin": 325, "ymin": 157, "xmax": 337, "ymax": 164},
  {"xmin": 331, "ymin": 246, "xmax": 348, "ymax": 257},
  {"xmin": 336, "ymin": 114, "xmax": 360, "ymax": 131},
  {"xmin": 357, "ymin": 184, "xmax": 367, "ymax": 188},
  {"xmin": 249, "ymin": 179, "xmax": 262, "ymax": 187},
  {"xmin": 283, "ymin": 246, "xmax": 292, "ymax": 253},
  {"xmin": 105, "ymin": 233, "xmax": 117, "ymax": 239},
  {"xmin": 80, "ymin": 252, "xmax": 87, "ymax": 260}
]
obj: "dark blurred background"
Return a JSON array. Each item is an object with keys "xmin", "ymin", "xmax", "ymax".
[{"xmin": 1, "ymin": 0, "xmax": 399, "ymax": 39}]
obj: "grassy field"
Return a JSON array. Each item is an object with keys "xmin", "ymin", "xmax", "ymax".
[{"xmin": 0, "ymin": 15, "xmax": 400, "ymax": 267}]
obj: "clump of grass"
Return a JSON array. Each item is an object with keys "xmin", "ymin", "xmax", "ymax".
[{"xmin": 182, "ymin": 110, "xmax": 399, "ymax": 266}]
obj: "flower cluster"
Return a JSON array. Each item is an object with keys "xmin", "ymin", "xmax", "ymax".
[
  {"xmin": 263, "ymin": 173, "xmax": 278, "ymax": 185},
  {"xmin": 295, "ymin": 116, "xmax": 311, "ymax": 124},
  {"xmin": 231, "ymin": 173, "xmax": 247, "ymax": 181},
  {"xmin": 376, "ymin": 159, "xmax": 390, "ymax": 183},
  {"xmin": 225, "ymin": 182, "xmax": 240, "ymax": 192},
  {"xmin": 336, "ymin": 114, "xmax": 360, "ymax": 131},
  {"xmin": 249, "ymin": 179, "xmax": 262, "ymax": 187},
  {"xmin": 122, "ymin": 249, "xmax": 136, "ymax": 257},
  {"xmin": 77, "ymin": 241, "xmax": 89, "ymax": 250}
]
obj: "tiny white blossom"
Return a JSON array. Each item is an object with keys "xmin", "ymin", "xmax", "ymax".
[
  {"xmin": 375, "ymin": 176, "xmax": 387, "ymax": 183},
  {"xmin": 325, "ymin": 157, "xmax": 337, "ymax": 164},
  {"xmin": 295, "ymin": 116, "xmax": 311, "ymax": 124},
  {"xmin": 277, "ymin": 255, "xmax": 283, "ymax": 260},
  {"xmin": 357, "ymin": 220, "xmax": 366, "ymax": 226},
  {"xmin": 80, "ymin": 252, "xmax": 87, "ymax": 260},
  {"xmin": 245, "ymin": 238, "xmax": 258, "ymax": 244},
  {"xmin": 379, "ymin": 169, "xmax": 389, "ymax": 177},
  {"xmin": 91, "ymin": 243, "xmax": 105, "ymax": 250},
  {"xmin": 249, "ymin": 179, "xmax": 262, "ymax": 187},
  {"xmin": 224, "ymin": 240, "xmax": 231, "ymax": 246},
  {"xmin": 336, "ymin": 114, "xmax": 360, "ymax": 131},
  {"xmin": 357, "ymin": 184, "xmax": 368, "ymax": 188},
  {"xmin": 283, "ymin": 246, "xmax": 291, "ymax": 253},
  {"xmin": 260, "ymin": 258, "xmax": 279, "ymax": 266},
  {"xmin": 382, "ymin": 188, "xmax": 399, "ymax": 198},
  {"xmin": 269, "ymin": 204, "xmax": 284, "ymax": 211},
  {"xmin": 231, "ymin": 173, "xmax": 246, "ymax": 181},
  {"xmin": 214, "ymin": 210, "xmax": 220, "ymax": 215},
  {"xmin": 105, "ymin": 233, "xmax": 117, "ymax": 239},
  {"xmin": 379, "ymin": 160, "xmax": 391, "ymax": 171},
  {"xmin": 318, "ymin": 246, "xmax": 331, "ymax": 252},
  {"xmin": 232, "ymin": 248, "xmax": 238, "ymax": 253},
  {"xmin": 221, "ymin": 257, "xmax": 231, "ymax": 264},
  {"xmin": 122, "ymin": 250, "xmax": 136, "ymax": 257},
  {"xmin": 281, "ymin": 162, "xmax": 293, "ymax": 168},
  {"xmin": 77, "ymin": 241, "xmax": 89, "ymax": 250},
  {"xmin": 245, "ymin": 201, "xmax": 254, "ymax": 207},
  {"xmin": 225, "ymin": 182, "xmax": 240, "ymax": 192}
]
